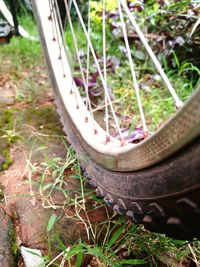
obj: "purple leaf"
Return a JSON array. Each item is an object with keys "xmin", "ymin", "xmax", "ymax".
[
  {"xmin": 107, "ymin": 11, "xmax": 118, "ymax": 19},
  {"xmin": 88, "ymin": 82, "xmax": 97, "ymax": 89},
  {"xmin": 90, "ymin": 72, "xmax": 99, "ymax": 83},
  {"xmin": 126, "ymin": 127, "xmax": 145, "ymax": 142},
  {"xmin": 74, "ymin": 77, "xmax": 84, "ymax": 87},
  {"xmin": 114, "ymin": 127, "xmax": 144, "ymax": 143},
  {"xmin": 89, "ymin": 87, "xmax": 103, "ymax": 97},
  {"xmin": 128, "ymin": 0, "xmax": 144, "ymax": 12},
  {"xmin": 74, "ymin": 76, "xmax": 97, "ymax": 89}
]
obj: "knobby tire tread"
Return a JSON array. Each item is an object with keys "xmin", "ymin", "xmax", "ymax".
[{"xmin": 55, "ymin": 89, "xmax": 200, "ymax": 240}]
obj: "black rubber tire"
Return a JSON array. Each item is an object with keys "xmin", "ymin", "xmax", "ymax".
[
  {"xmin": 33, "ymin": 0, "xmax": 200, "ymax": 240},
  {"xmin": 54, "ymin": 88, "xmax": 200, "ymax": 240}
]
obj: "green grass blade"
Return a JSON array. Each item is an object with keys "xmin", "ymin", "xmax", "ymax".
[
  {"xmin": 54, "ymin": 234, "xmax": 67, "ymax": 251},
  {"xmin": 47, "ymin": 213, "xmax": 57, "ymax": 232},
  {"xmin": 76, "ymin": 243, "xmax": 84, "ymax": 267},
  {"xmin": 107, "ymin": 225, "xmax": 124, "ymax": 249},
  {"xmin": 87, "ymin": 247, "xmax": 120, "ymax": 267},
  {"xmin": 119, "ymin": 259, "xmax": 147, "ymax": 265}
]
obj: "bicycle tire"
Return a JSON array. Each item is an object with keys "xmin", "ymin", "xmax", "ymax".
[{"xmin": 32, "ymin": 0, "xmax": 200, "ymax": 239}]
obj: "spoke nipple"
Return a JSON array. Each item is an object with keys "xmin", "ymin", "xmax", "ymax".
[
  {"xmin": 176, "ymin": 100, "xmax": 183, "ymax": 109},
  {"xmin": 52, "ymin": 37, "xmax": 56, "ymax": 42},
  {"xmin": 63, "ymin": 74, "xmax": 66, "ymax": 78},
  {"xmin": 76, "ymin": 105, "xmax": 80, "ymax": 110},
  {"xmin": 106, "ymin": 135, "xmax": 111, "ymax": 143},
  {"xmin": 120, "ymin": 138, "xmax": 126, "ymax": 146},
  {"xmin": 58, "ymin": 55, "xmax": 61, "ymax": 60},
  {"xmin": 48, "ymin": 15, "xmax": 52, "ymax": 20},
  {"xmin": 85, "ymin": 117, "xmax": 89, "ymax": 123},
  {"xmin": 69, "ymin": 90, "xmax": 73, "ymax": 94},
  {"xmin": 94, "ymin": 129, "xmax": 98, "ymax": 135},
  {"xmin": 144, "ymin": 130, "xmax": 149, "ymax": 139}
]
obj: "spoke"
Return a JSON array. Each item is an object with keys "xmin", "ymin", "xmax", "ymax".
[
  {"xmin": 50, "ymin": 0, "xmax": 79, "ymax": 106},
  {"xmin": 51, "ymin": 0, "xmax": 66, "ymax": 77},
  {"xmin": 119, "ymin": 0, "xmax": 183, "ymax": 108},
  {"xmin": 48, "ymin": 0, "xmax": 56, "ymax": 41},
  {"xmin": 86, "ymin": 0, "xmax": 91, "ymax": 120},
  {"xmin": 64, "ymin": 0, "xmax": 97, "ymax": 133},
  {"xmin": 54, "ymin": 0, "xmax": 72, "ymax": 65},
  {"xmin": 72, "ymin": 0, "xmax": 125, "ymax": 145},
  {"xmin": 117, "ymin": 0, "xmax": 148, "ymax": 133},
  {"xmin": 68, "ymin": 0, "xmax": 72, "ymax": 10},
  {"xmin": 102, "ymin": 0, "xmax": 110, "ymax": 142}
]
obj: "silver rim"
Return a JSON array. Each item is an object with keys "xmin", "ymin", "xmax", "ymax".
[{"xmin": 33, "ymin": 0, "xmax": 200, "ymax": 171}]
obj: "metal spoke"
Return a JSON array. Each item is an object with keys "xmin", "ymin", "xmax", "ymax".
[
  {"xmin": 54, "ymin": 0, "xmax": 72, "ymax": 69},
  {"xmin": 86, "ymin": 0, "xmax": 91, "ymax": 121},
  {"xmin": 117, "ymin": 0, "xmax": 148, "ymax": 133},
  {"xmin": 51, "ymin": 0, "xmax": 66, "ymax": 77},
  {"xmin": 47, "ymin": 0, "xmax": 184, "ymax": 147},
  {"xmin": 102, "ymin": 0, "xmax": 110, "ymax": 142},
  {"xmin": 72, "ymin": 0, "xmax": 125, "ymax": 145},
  {"xmin": 49, "ymin": 0, "xmax": 80, "ymax": 107},
  {"xmin": 64, "ymin": 0, "xmax": 97, "ymax": 133},
  {"xmin": 48, "ymin": 0, "xmax": 56, "ymax": 41},
  {"xmin": 119, "ymin": 0, "xmax": 183, "ymax": 108}
]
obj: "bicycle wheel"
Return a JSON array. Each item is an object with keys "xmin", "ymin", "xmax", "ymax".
[{"xmin": 32, "ymin": 0, "xmax": 200, "ymax": 239}]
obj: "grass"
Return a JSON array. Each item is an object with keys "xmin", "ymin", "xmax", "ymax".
[
  {"xmin": 35, "ymin": 148, "xmax": 200, "ymax": 266},
  {"xmin": 0, "ymin": 15, "xmax": 46, "ymax": 103},
  {"xmin": 10, "ymin": 125, "xmax": 194, "ymax": 267},
  {"xmin": 0, "ymin": 16, "xmax": 41, "ymax": 66},
  {"xmin": 113, "ymin": 57, "xmax": 199, "ymax": 132},
  {"xmin": 0, "ymin": 7, "xmax": 200, "ymax": 267}
]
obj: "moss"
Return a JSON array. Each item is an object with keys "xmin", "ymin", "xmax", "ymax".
[
  {"xmin": 0, "ymin": 106, "xmax": 64, "ymax": 171},
  {"xmin": 0, "ymin": 108, "xmax": 20, "ymax": 171},
  {"xmin": 24, "ymin": 106, "xmax": 64, "ymax": 136},
  {"xmin": 0, "ymin": 109, "xmax": 18, "ymax": 130},
  {"xmin": 0, "ymin": 184, "xmax": 4, "ymax": 201},
  {"xmin": 0, "ymin": 148, "xmax": 13, "ymax": 171},
  {"xmin": 9, "ymin": 219, "xmax": 19, "ymax": 267}
]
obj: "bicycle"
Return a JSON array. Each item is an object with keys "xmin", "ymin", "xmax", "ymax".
[{"xmin": 32, "ymin": 0, "xmax": 200, "ymax": 240}]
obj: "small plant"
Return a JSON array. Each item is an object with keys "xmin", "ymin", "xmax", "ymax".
[{"xmin": 1, "ymin": 129, "xmax": 20, "ymax": 143}]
